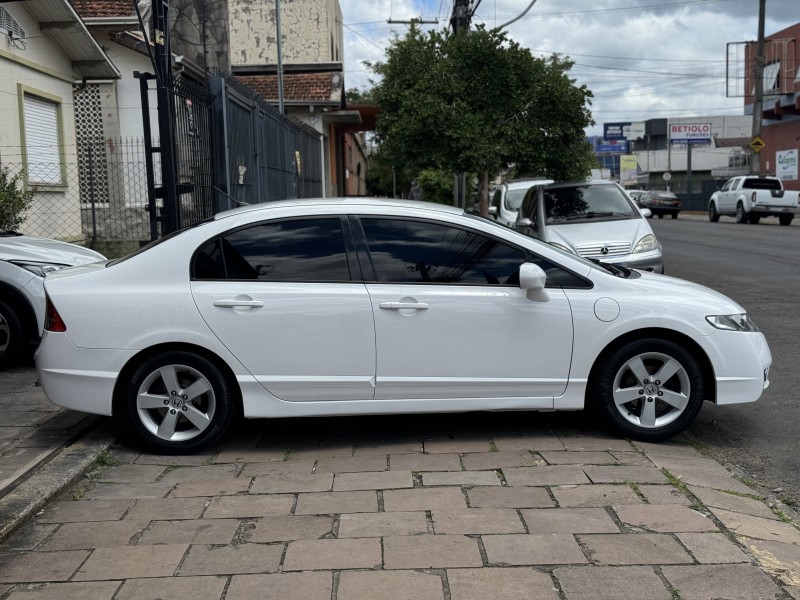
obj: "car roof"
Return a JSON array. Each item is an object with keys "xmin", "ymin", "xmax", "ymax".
[
  {"xmin": 503, "ymin": 179, "xmax": 554, "ymax": 190},
  {"xmin": 545, "ymin": 179, "xmax": 618, "ymax": 190},
  {"xmin": 214, "ymin": 197, "xmax": 465, "ymax": 221}
]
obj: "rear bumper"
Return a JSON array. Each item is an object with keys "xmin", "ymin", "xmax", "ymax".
[{"xmin": 751, "ymin": 205, "xmax": 796, "ymax": 215}]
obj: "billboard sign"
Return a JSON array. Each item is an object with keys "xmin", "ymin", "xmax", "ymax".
[
  {"xmin": 620, "ymin": 155, "xmax": 638, "ymax": 186},
  {"xmin": 669, "ymin": 123, "xmax": 712, "ymax": 143},
  {"xmin": 776, "ymin": 149, "xmax": 798, "ymax": 181},
  {"xmin": 604, "ymin": 122, "xmax": 631, "ymax": 141}
]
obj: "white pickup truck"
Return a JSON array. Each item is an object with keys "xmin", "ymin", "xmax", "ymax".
[{"xmin": 708, "ymin": 175, "xmax": 798, "ymax": 225}]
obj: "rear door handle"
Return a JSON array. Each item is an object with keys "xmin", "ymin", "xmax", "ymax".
[
  {"xmin": 378, "ymin": 302, "xmax": 429, "ymax": 310},
  {"xmin": 213, "ymin": 300, "xmax": 264, "ymax": 308}
]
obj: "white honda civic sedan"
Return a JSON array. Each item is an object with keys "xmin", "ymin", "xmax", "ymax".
[{"xmin": 35, "ymin": 198, "xmax": 771, "ymax": 453}]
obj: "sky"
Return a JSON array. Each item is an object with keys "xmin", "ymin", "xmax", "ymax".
[{"xmin": 338, "ymin": 0, "xmax": 799, "ymax": 136}]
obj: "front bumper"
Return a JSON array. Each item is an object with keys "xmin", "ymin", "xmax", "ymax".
[{"xmin": 707, "ymin": 330, "xmax": 772, "ymax": 405}]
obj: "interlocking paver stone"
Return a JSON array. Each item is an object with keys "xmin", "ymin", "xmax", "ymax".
[
  {"xmin": 466, "ymin": 486, "xmax": 553, "ymax": 509},
  {"xmin": 389, "ymin": 453, "xmax": 462, "ymax": 471},
  {"xmin": 613, "ymin": 504, "xmax": 717, "ymax": 532},
  {"xmin": 551, "ymin": 484, "xmax": 643, "ymax": 507},
  {"xmin": 558, "ymin": 436, "xmax": 633, "ymax": 452},
  {"xmin": 115, "ymin": 575, "xmax": 227, "ymax": 600},
  {"xmin": 460, "ymin": 451, "xmax": 541, "ymax": 470},
  {"xmin": 447, "ymin": 567, "xmax": 559, "ymax": 600},
  {"xmin": 283, "ymin": 538, "xmax": 381, "ymax": 570},
  {"xmin": 156, "ymin": 464, "xmax": 242, "ymax": 484},
  {"xmin": 713, "ymin": 508, "xmax": 800, "ymax": 545},
  {"xmin": 171, "ymin": 477, "xmax": 251, "ymax": 497},
  {"xmin": 203, "ymin": 494, "xmax": 295, "ymax": 518},
  {"xmin": 4, "ymin": 581, "xmax": 120, "ymax": 600},
  {"xmin": 583, "ymin": 465, "xmax": 668, "ymax": 484},
  {"xmin": 492, "ymin": 434, "xmax": 565, "ymax": 452},
  {"xmin": 124, "ymin": 497, "xmax": 207, "ymax": 521},
  {"xmin": 578, "ymin": 533, "xmax": 693, "ymax": 565},
  {"xmin": 482, "ymin": 533, "xmax": 587, "ymax": 565},
  {"xmin": 213, "ymin": 449, "xmax": 293, "ymax": 464},
  {"xmin": 134, "ymin": 453, "xmax": 214, "ymax": 466},
  {"xmin": 338, "ymin": 511, "xmax": 428, "ymax": 537},
  {"xmin": 39, "ymin": 520, "xmax": 148, "ymax": 550},
  {"xmin": 226, "ymin": 572, "xmax": 332, "ymax": 600},
  {"xmin": 241, "ymin": 460, "xmax": 316, "ymax": 476},
  {"xmin": 177, "ymin": 543, "xmax": 283, "ymax": 576},
  {"xmin": 520, "ymin": 508, "xmax": 619, "ymax": 534},
  {"xmin": 638, "ymin": 484, "xmax": 691, "ymax": 505},
  {"xmin": 35, "ymin": 499, "xmax": 133, "ymax": 523},
  {"xmin": 539, "ymin": 451, "xmax": 615, "ymax": 465},
  {"xmin": 250, "ymin": 473, "xmax": 333, "ymax": 494},
  {"xmin": 503, "ymin": 466, "xmax": 590, "ymax": 486},
  {"xmin": 431, "ymin": 509, "xmax": 525, "ymax": 534},
  {"xmin": 333, "ymin": 470, "xmax": 414, "ymax": 491},
  {"xmin": 553, "ymin": 565, "xmax": 671, "ymax": 600},
  {"xmin": 137, "ymin": 518, "xmax": 241, "ymax": 545},
  {"xmin": 338, "ymin": 571, "xmax": 444, "ymax": 600},
  {"xmin": 676, "ymin": 533, "xmax": 750, "ymax": 564},
  {"xmin": 423, "ymin": 439, "xmax": 492, "ymax": 454},
  {"xmin": 0, "ymin": 550, "xmax": 90, "ymax": 583},
  {"xmin": 294, "ymin": 491, "xmax": 378, "ymax": 514},
  {"xmin": 383, "ymin": 534, "xmax": 482, "ymax": 569},
  {"xmin": 74, "ymin": 544, "xmax": 188, "ymax": 580},
  {"xmin": 314, "ymin": 455, "xmax": 388, "ymax": 473},
  {"xmin": 742, "ymin": 538, "xmax": 800, "ymax": 586},
  {"xmin": 85, "ymin": 482, "xmax": 175, "ymax": 500},
  {"xmin": 671, "ymin": 470, "xmax": 753, "ymax": 495},
  {"xmin": 383, "ymin": 488, "xmax": 468, "ymax": 511},
  {"xmin": 245, "ymin": 515, "xmax": 333, "ymax": 542},
  {"xmin": 422, "ymin": 471, "xmax": 501, "ymax": 487},
  {"xmin": 97, "ymin": 464, "xmax": 166, "ymax": 483},
  {"xmin": 688, "ymin": 486, "xmax": 779, "ymax": 520},
  {"xmin": 662, "ymin": 564, "xmax": 785, "ymax": 600}
]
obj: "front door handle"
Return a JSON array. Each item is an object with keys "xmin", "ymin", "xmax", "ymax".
[
  {"xmin": 213, "ymin": 300, "xmax": 264, "ymax": 308},
  {"xmin": 378, "ymin": 302, "xmax": 429, "ymax": 310}
]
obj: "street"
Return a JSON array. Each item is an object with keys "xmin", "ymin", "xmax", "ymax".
[{"xmin": 650, "ymin": 214, "xmax": 800, "ymax": 503}]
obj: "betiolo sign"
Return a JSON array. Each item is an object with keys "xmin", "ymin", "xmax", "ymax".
[{"xmin": 669, "ymin": 123, "xmax": 712, "ymax": 144}]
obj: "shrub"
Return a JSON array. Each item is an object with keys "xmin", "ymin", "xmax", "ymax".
[{"xmin": 0, "ymin": 166, "xmax": 34, "ymax": 232}]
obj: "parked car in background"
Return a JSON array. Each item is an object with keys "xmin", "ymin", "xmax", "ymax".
[
  {"xmin": 626, "ymin": 189, "xmax": 646, "ymax": 205},
  {"xmin": 639, "ymin": 190, "xmax": 681, "ymax": 219},
  {"xmin": 36, "ymin": 198, "xmax": 769, "ymax": 453},
  {"xmin": 708, "ymin": 175, "xmax": 798, "ymax": 225},
  {"xmin": 516, "ymin": 180, "xmax": 664, "ymax": 273},
  {"xmin": 0, "ymin": 232, "xmax": 105, "ymax": 369},
  {"xmin": 489, "ymin": 178, "xmax": 554, "ymax": 226}
]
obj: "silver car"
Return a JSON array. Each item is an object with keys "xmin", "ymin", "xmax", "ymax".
[{"xmin": 516, "ymin": 180, "xmax": 664, "ymax": 274}]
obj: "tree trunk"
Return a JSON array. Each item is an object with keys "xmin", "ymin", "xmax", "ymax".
[{"xmin": 479, "ymin": 171, "xmax": 490, "ymax": 217}]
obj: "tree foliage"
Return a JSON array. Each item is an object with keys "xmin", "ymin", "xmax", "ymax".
[
  {"xmin": 368, "ymin": 27, "xmax": 597, "ymax": 185},
  {"xmin": 0, "ymin": 167, "xmax": 34, "ymax": 232}
]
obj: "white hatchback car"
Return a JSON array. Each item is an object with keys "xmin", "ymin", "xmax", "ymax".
[
  {"xmin": 517, "ymin": 180, "xmax": 664, "ymax": 273},
  {"xmin": 0, "ymin": 231, "xmax": 105, "ymax": 369},
  {"xmin": 36, "ymin": 198, "xmax": 770, "ymax": 453}
]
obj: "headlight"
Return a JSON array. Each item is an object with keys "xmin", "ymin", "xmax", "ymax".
[
  {"xmin": 706, "ymin": 313, "xmax": 759, "ymax": 332},
  {"xmin": 11, "ymin": 261, "xmax": 70, "ymax": 278},
  {"xmin": 632, "ymin": 234, "xmax": 659, "ymax": 254},
  {"xmin": 548, "ymin": 242, "xmax": 575, "ymax": 254}
]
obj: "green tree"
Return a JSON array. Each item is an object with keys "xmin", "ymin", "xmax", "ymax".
[
  {"xmin": 368, "ymin": 26, "xmax": 596, "ymax": 214},
  {"xmin": 0, "ymin": 167, "xmax": 34, "ymax": 232}
]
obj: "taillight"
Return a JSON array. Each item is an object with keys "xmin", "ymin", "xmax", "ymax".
[
  {"xmin": 44, "ymin": 295, "xmax": 66, "ymax": 332},
  {"xmin": 752, "ymin": 191, "xmax": 757, "ymax": 204}
]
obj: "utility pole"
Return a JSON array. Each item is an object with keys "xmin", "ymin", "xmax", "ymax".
[
  {"xmin": 751, "ymin": 0, "xmax": 766, "ymax": 175},
  {"xmin": 450, "ymin": 0, "xmax": 473, "ymax": 34},
  {"xmin": 387, "ymin": 17, "xmax": 438, "ymax": 27}
]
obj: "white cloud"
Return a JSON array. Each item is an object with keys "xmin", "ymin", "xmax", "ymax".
[{"xmin": 340, "ymin": 0, "xmax": 798, "ymax": 135}]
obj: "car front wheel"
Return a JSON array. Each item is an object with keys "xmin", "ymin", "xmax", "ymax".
[
  {"xmin": 0, "ymin": 299, "xmax": 24, "ymax": 370},
  {"xmin": 708, "ymin": 202, "xmax": 720, "ymax": 222},
  {"xmin": 123, "ymin": 351, "xmax": 234, "ymax": 453},
  {"xmin": 593, "ymin": 339, "xmax": 704, "ymax": 442}
]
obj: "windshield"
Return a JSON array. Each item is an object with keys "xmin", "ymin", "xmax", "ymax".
[
  {"xmin": 536, "ymin": 184, "xmax": 637, "ymax": 223},
  {"xmin": 505, "ymin": 188, "xmax": 528, "ymax": 210}
]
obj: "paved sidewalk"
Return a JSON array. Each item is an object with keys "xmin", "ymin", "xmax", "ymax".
[{"xmin": 2, "ymin": 367, "xmax": 800, "ymax": 599}]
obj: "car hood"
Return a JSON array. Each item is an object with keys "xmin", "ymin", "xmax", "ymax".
[
  {"xmin": 0, "ymin": 233, "xmax": 106, "ymax": 266},
  {"xmin": 542, "ymin": 218, "xmax": 652, "ymax": 250},
  {"xmin": 629, "ymin": 270, "xmax": 745, "ymax": 314}
]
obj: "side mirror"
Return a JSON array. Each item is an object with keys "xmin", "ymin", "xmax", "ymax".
[
  {"xmin": 488, "ymin": 206, "xmax": 498, "ymax": 215},
  {"xmin": 517, "ymin": 217, "xmax": 532, "ymax": 227},
  {"xmin": 519, "ymin": 262, "xmax": 550, "ymax": 302},
  {"xmin": 639, "ymin": 207, "xmax": 652, "ymax": 218}
]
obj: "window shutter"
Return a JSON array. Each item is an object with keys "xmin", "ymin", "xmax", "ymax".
[{"xmin": 24, "ymin": 95, "xmax": 62, "ymax": 185}]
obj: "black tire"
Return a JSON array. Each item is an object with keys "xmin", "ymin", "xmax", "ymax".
[
  {"xmin": 671, "ymin": 213, "xmax": 678, "ymax": 220},
  {"xmin": 657, "ymin": 213, "xmax": 664, "ymax": 219},
  {"xmin": 592, "ymin": 338, "xmax": 704, "ymax": 442},
  {"xmin": 749, "ymin": 214, "xmax": 761, "ymax": 224},
  {"xmin": 708, "ymin": 202, "xmax": 720, "ymax": 222},
  {"xmin": 123, "ymin": 351, "xmax": 234, "ymax": 453},
  {"xmin": 0, "ymin": 299, "xmax": 25, "ymax": 370},
  {"xmin": 779, "ymin": 214, "xmax": 793, "ymax": 226},
  {"xmin": 735, "ymin": 202, "xmax": 749, "ymax": 224}
]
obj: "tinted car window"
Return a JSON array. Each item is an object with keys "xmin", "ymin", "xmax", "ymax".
[
  {"xmin": 193, "ymin": 218, "xmax": 351, "ymax": 281},
  {"xmin": 361, "ymin": 218, "xmax": 525, "ymax": 285}
]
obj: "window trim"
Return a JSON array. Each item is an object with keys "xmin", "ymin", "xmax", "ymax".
[{"xmin": 18, "ymin": 85, "xmax": 66, "ymax": 189}]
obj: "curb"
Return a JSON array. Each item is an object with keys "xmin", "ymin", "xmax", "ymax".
[{"xmin": 0, "ymin": 421, "xmax": 116, "ymax": 544}]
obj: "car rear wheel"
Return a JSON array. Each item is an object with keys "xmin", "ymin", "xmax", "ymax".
[
  {"xmin": 708, "ymin": 202, "xmax": 720, "ymax": 222},
  {"xmin": 593, "ymin": 339, "xmax": 704, "ymax": 442},
  {"xmin": 0, "ymin": 300, "xmax": 24, "ymax": 370},
  {"xmin": 671, "ymin": 213, "xmax": 678, "ymax": 220},
  {"xmin": 779, "ymin": 214, "xmax": 793, "ymax": 226},
  {"xmin": 124, "ymin": 351, "xmax": 233, "ymax": 453},
  {"xmin": 735, "ymin": 202, "xmax": 749, "ymax": 224}
]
